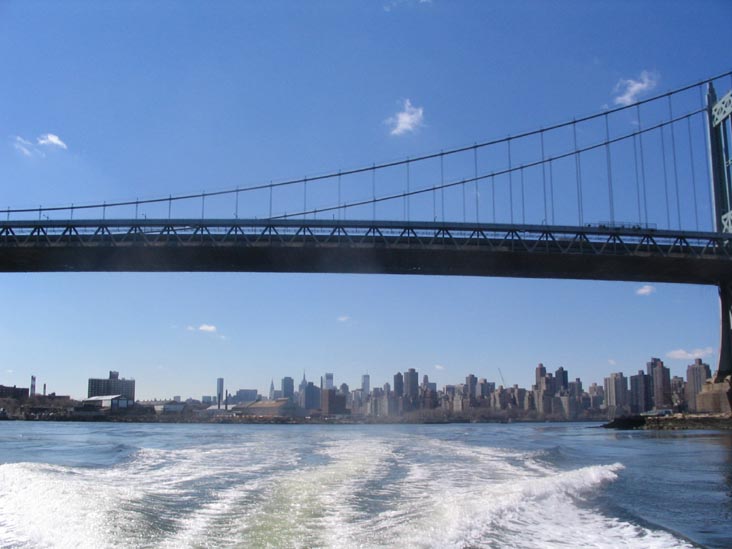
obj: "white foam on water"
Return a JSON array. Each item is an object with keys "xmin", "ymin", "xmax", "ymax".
[
  {"xmin": 0, "ymin": 443, "xmax": 298, "ymax": 548},
  {"xmin": 217, "ymin": 436, "xmax": 401, "ymax": 548},
  {"xmin": 0, "ymin": 431, "xmax": 696, "ymax": 548}
]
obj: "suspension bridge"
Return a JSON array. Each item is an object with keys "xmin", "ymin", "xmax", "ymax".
[{"xmin": 3, "ymin": 73, "xmax": 732, "ymax": 379}]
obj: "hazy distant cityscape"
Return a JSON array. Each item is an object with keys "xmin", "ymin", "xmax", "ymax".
[{"xmin": 0, "ymin": 356, "xmax": 720, "ymax": 421}]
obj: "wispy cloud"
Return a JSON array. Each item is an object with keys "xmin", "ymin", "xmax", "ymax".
[
  {"xmin": 37, "ymin": 133, "xmax": 67, "ymax": 150},
  {"xmin": 13, "ymin": 136, "xmax": 33, "ymax": 157},
  {"xmin": 12, "ymin": 133, "xmax": 68, "ymax": 157},
  {"xmin": 636, "ymin": 284, "xmax": 656, "ymax": 296},
  {"xmin": 666, "ymin": 347, "xmax": 714, "ymax": 360},
  {"xmin": 613, "ymin": 70, "xmax": 659, "ymax": 106},
  {"xmin": 434, "ymin": 364, "xmax": 445, "ymax": 371},
  {"xmin": 387, "ymin": 99, "xmax": 424, "ymax": 136},
  {"xmin": 186, "ymin": 324, "xmax": 218, "ymax": 333},
  {"xmin": 608, "ymin": 359, "xmax": 617, "ymax": 366},
  {"xmin": 337, "ymin": 315, "xmax": 351, "ymax": 323}
]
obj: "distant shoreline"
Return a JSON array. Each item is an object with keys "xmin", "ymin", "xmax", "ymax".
[{"xmin": 603, "ymin": 414, "xmax": 732, "ymax": 430}]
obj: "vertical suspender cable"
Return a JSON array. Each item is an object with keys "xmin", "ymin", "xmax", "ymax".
[
  {"xmin": 490, "ymin": 175, "xmax": 496, "ymax": 223},
  {"xmin": 474, "ymin": 145, "xmax": 480, "ymax": 223},
  {"xmin": 440, "ymin": 153, "xmax": 445, "ymax": 223},
  {"xmin": 338, "ymin": 171, "xmax": 342, "ymax": 221},
  {"xmin": 540, "ymin": 130, "xmax": 548, "ymax": 224},
  {"xmin": 687, "ymin": 116, "xmax": 700, "ymax": 230},
  {"xmin": 462, "ymin": 157, "xmax": 466, "ymax": 223},
  {"xmin": 668, "ymin": 96, "xmax": 682, "ymax": 229},
  {"xmin": 660, "ymin": 127, "xmax": 671, "ymax": 229},
  {"xmin": 234, "ymin": 189, "xmax": 238, "ymax": 219},
  {"xmin": 372, "ymin": 165, "xmax": 376, "ymax": 222},
  {"xmin": 269, "ymin": 182, "xmax": 273, "ymax": 219},
  {"xmin": 169, "ymin": 195, "xmax": 173, "ymax": 219},
  {"xmin": 572, "ymin": 121, "xmax": 583, "ymax": 226},
  {"xmin": 549, "ymin": 161, "xmax": 555, "ymax": 224},
  {"xmin": 637, "ymin": 105, "xmax": 649, "ymax": 226},
  {"xmin": 406, "ymin": 159, "xmax": 411, "ymax": 222},
  {"xmin": 604, "ymin": 114, "xmax": 615, "ymax": 225},
  {"xmin": 632, "ymin": 135, "xmax": 642, "ymax": 225},
  {"xmin": 508, "ymin": 138, "xmax": 514, "ymax": 224},
  {"xmin": 700, "ymin": 86, "xmax": 714, "ymax": 230},
  {"xmin": 303, "ymin": 177, "xmax": 308, "ymax": 219},
  {"xmin": 520, "ymin": 167, "xmax": 526, "ymax": 224}
]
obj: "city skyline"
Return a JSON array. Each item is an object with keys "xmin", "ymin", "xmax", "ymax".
[{"xmin": 1, "ymin": 2, "xmax": 731, "ymax": 399}]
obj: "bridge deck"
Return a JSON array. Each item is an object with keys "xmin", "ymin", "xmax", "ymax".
[{"xmin": 1, "ymin": 219, "xmax": 731, "ymax": 284}]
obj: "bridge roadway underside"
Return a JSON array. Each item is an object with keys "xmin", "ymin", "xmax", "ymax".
[{"xmin": 1, "ymin": 219, "xmax": 732, "ymax": 284}]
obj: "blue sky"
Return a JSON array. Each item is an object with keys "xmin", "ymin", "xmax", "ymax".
[{"xmin": 1, "ymin": 1, "xmax": 731, "ymax": 400}]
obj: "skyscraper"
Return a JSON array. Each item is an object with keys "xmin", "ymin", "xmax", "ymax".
[
  {"xmin": 649, "ymin": 359, "xmax": 671, "ymax": 410},
  {"xmin": 217, "ymin": 377, "xmax": 224, "ymax": 409},
  {"xmin": 604, "ymin": 372, "xmax": 628, "ymax": 417},
  {"xmin": 535, "ymin": 363, "xmax": 547, "ymax": 390},
  {"xmin": 555, "ymin": 367, "xmax": 569, "ymax": 392},
  {"xmin": 630, "ymin": 370, "xmax": 653, "ymax": 414},
  {"xmin": 281, "ymin": 377, "xmax": 295, "ymax": 400},
  {"xmin": 323, "ymin": 372, "xmax": 334, "ymax": 391},
  {"xmin": 404, "ymin": 368, "xmax": 419, "ymax": 400},
  {"xmin": 393, "ymin": 372, "xmax": 404, "ymax": 398},
  {"xmin": 361, "ymin": 374, "xmax": 370, "ymax": 396},
  {"xmin": 686, "ymin": 359, "xmax": 712, "ymax": 412},
  {"xmin": 465, "ymin": 374, "xmax": 477, "ymax": 400}
]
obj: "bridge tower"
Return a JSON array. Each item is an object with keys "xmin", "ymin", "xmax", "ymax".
[{"xmin": 707, "ymin": 83, "xmax": 732, "ymax": 381}]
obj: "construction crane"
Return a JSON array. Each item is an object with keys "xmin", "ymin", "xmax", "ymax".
[{"xmin": 498, "ymin": 368, "xmax": 506, "ymax": 387}]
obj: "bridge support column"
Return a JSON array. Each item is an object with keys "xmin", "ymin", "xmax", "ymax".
[{"xmin": 717, "ymin": 282, "xmax": 732, "ymax": 382}]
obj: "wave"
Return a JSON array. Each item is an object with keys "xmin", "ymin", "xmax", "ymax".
[{"xmin": 0, "ymin": 431, "xmax": 694, "ymax": 548}]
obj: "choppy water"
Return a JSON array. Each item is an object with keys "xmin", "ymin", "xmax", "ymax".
[{"xmin": 0, "ymin": 422, "xmax": 730, "ymax": 548}]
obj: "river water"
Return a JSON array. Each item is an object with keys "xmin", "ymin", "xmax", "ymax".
[{"xmin": 0, "ymin": 422, "xmax": 730, "ymax": 548}]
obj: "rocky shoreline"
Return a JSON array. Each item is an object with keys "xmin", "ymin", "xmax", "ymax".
[{"xmin": 603, "ymin": 414, "xmax": 732, "ymax": 430}]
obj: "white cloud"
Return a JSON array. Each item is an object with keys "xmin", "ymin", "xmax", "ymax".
[
  {"xmin": 434, "ymin": 364, "xmax": 445, "ymax": 370},
  {"xmin": 608, "ymin": 359, "xmax": 617, "ymax": 366},
  {"xmin": 613, "ymin": 70, "xmax": 659, "ymax": 106},
  {"xmin": 185, "ymin": 325, "xmax": 195, "ymax": 332},
  {"xmin": 5, "ymin": 369, "xmax": 13, "ymax": 374},
  {"xmin": 198, "ymin": 324, "xmax": 217, "ymax": 333},
  {"xmin": 636, "ymin": 284, "xmax": 655, "ymax": 296},
  {"xmin": 12, "ymin": 133, "xmax": 67, "ymax": 157},
  {"xmin": 337, "ymin": 315, "xmax": 351, "ymax": 323},
  {"xmin": 666, "ymin": 347, "xmax": 714, "ymax": 360},
  {"xmin": 387, "ymin": 99, "xmax": 424, "ymax": 136},
  {"xmin": 37, "ymin": 133, "xmax": 67, "ymax": 149}
]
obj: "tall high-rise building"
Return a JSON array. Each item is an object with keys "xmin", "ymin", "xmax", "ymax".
[
  {"xmin": 649, "ymin": 359, "xmax": 671, "ymax": 410},
  {"xmin": 281, "ymin": 377, "xmax": 295, "ymax": 400},
  {"xmin": 323, "ymin": 373, "xmax": 334, "ymax": 391},
  {"xmin": 269, "ymin": 379, "xmax": 276, "ymax": 400},
  {"xmin": 361, "ymin": 374, "xmax": 370, "ymax": 396},
  {"xmin": 88, "ymin": 371, "xmax": 136, "ymax": 401},
  {"xmin": 465, "ymin": 374, "xmax": 478, "ymax": 399},
  {"xmin": 404, "ymin": 368, "xmax": 419, "ymax": 400},
  {"xmin": 217, "ymin": 377, "xmax": 224, "ymax": 409},
  {"xmin": 555, "ymin": 367, "xmax": 569, "ymax": 392},
  {"xmin": 302, "ymin": 382, "xmax": 320, "ymax": 410},
  {"xmin": 535, "ymin": 363, "xmax": 547, "ymax": 390},
  {"xmin": 393, "ymin": 372, "xmax": 404, "ymax": 398},
  {"xmin": 30, "ymin": 375, "xmax": 36, "ymax": 397},
  {"xmin": 630, "ymin": 370, "xmax": 653, "ymax": 413},
  {"xmin": 686, "ymin": 359, "xmax": 712, "ymax": 412},
  {"xmin": 604, "ymin": 372, "xmax": 628, "ymax": 416}
]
